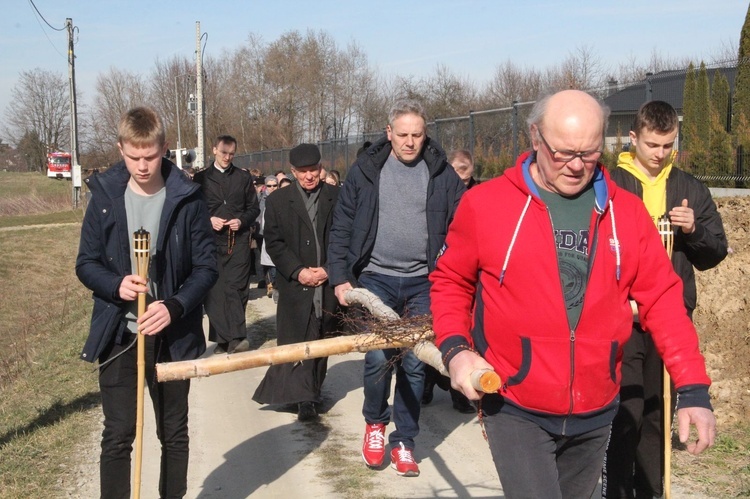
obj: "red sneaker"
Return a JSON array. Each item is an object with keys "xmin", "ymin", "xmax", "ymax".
[
  {"xmin": 390, "ymin": 442, "xmax": 419, "ymax": 477},
  {"xmin": 362, "ymin": 423, "xmax": 386, "ymax": 467}
]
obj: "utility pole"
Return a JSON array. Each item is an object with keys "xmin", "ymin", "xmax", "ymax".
[
  {"xmin": 174, "ymin": 76, "xmax": 182, "ymax": 150},
  {"xmin": 194, "ymin": 21, "xmax": 206, "ymax": 169},
  {"xmin": 67, "ymin": 18, "xmax": 82, "ymax": 207}
]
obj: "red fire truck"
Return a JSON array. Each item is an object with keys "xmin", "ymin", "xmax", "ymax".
[{"xmin": 47, "ymin": 151, "xmax": 72, "ymax": 179}]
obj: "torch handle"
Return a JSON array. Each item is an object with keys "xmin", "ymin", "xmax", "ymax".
[{"xmin": 132, "ymin": 229, "xmax": 150, "ymax": 499}]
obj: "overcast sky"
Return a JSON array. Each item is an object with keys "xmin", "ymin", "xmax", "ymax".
[{"xmin": 2, "ymin": 0, "xmax": 747, "ymax": 141}]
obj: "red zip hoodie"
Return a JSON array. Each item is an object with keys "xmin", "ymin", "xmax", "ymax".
[{"xmin": 430, "ymin": 152, "xmax": 710, "ymax": 418}]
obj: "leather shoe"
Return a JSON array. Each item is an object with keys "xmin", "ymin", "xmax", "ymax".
[
  {"xmin": 230, "ymin": 338, "xmax": 250, "ymax": 354},
  {"xmin": 297, "ymin": 402, "xmax": 318, "ymax": 421},
  {"xmin": 213, "ymin": 343, "xmax": 228, "ymax": 355}
]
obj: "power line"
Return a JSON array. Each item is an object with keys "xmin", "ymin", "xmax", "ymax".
[
  {"xmin": 27, "ymin": 0, "xmax": 67, "ymax": 60},
  {"xmin": 201, "ymin": 32, "xmax": 208, "ymax": 64},
  {"xmin": 27, "ymin": 0, "xmax": 65, "ymax": 31}
]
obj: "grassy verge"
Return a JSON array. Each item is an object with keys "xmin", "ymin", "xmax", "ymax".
[
  {"xmin": 0, "ymin": 172, "xmax": 75, "ymax": 217},
  {"xmin": 672, "ymin": 423, "xmax": 750, "ymax": 496},
  {"xmin": 0, "ymin": 210, "xmax": 83, "ymax": 229},
  {"xmin": 0, "ymin": 221, "xmax": 100, "ymax": 499}
]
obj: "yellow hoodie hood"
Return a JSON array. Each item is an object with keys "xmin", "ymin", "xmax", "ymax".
[{"xmin": 616, "ymin": 150, "xmax": 677, "ymax": 220}]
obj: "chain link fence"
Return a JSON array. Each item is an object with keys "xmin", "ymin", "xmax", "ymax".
[{"xmin": 232, "ymin": 60, "xmax": 749, "ymax": 187}]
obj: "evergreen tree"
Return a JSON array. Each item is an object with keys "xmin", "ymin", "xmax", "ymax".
[
  {"xmin": 709, "ymin": 109, "xmax": 734, "ymax": 184},
  {"xmin": 600, "ymin": 123, "xmax": 624, "ymax": 170},
  {"xmin": 732, "ymin": 3, "xmax": 750, "ymax": 136},
  {"xmin": 681, "ymin": 62, "xmax": 709, "ymax": 172},
  {"xmin": 711, "ymin": 70, "xmax": 731, "ymax": 132},
  {"xmin": 682, "ymin": 63, "xmax": 697, "ymax": 152},
  {"xmin": 696, "ymin": 62, "xmax": 711, "ymax": 149},
  {"xmin": 734, "ymin": 112, "xmax": 750, "ymax": 182}
]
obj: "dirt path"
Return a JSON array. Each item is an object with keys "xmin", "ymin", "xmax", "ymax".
[
  {"xmin": 69, "ymin": 284, "xmax": 501, "ymax": 498},
  {"xmin": 70, "ymin": 283, "xmax": 713, "ymax": 498},
  {"xmin": 181, "ymin": 286, "xmax": 502, "ymax": 498}
]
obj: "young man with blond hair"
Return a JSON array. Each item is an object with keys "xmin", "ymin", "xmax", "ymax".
[{"xmin": 76, "ymin": 106, "xmax": 217, "ymax": 498}]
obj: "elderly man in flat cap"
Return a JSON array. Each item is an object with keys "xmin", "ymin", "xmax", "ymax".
[{"xmin": 252, "ymin": 143, "xmax": 340, "ymax": 421}]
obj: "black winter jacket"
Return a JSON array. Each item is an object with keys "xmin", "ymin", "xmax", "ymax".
[
  {"xmin": 610, "ymin": 166, "xmax": 728, "ymax": 311},
  {"xmin": 328, "ymin": 135, "xmax": 465, "ymax": 286},
  {"xmin": 76, "ymin": 160, "xmax": 218, "ymax": 363}
]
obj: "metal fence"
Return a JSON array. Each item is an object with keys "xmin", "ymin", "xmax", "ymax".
[
  {"xmin": 233, "ymin": 132, "xmax": 384, "ymax": 178},
  {"xmin": 232, "ymin": 102, "xmax": 538, "ymax": 182},
  {"xmin": 232, "ymin": 60, "xmax": 750, "ymax": 188}
]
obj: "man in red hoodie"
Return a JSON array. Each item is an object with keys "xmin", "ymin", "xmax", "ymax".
[{"xmin": 430, "ymin": 89, "xmax": 716, "ymax": 498}]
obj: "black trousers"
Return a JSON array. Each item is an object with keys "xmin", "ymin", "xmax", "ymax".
[
  {"xmin": 484, "ymin": 410, "xmax": 610, "ymax": 499},
  {"xmin": 603, "ymin": 326, "xmax": 666, "ymax": 499},
  {"xmin": 99, "ymin": 334, "xmax": 191, "ymax": 499},
  {"xmin": 205, "ymin": 237, "xmax": 251, "ymax": 344}
]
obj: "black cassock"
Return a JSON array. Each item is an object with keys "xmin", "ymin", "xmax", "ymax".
[{"xmin": 252, "ymin": 182, "xmax": 340, "ymax": 405}]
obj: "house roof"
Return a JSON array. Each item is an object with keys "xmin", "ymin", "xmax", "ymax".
[{"xmin": 604, "ymin": 65, "xmax": 737, "ymax": 114}]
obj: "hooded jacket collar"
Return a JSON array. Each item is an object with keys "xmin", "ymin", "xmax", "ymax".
[
  {"xmin": 617, "ymin": 150, "xmax": 676, "ymax": 185},
  {"xmin": 357, "ymin": 134, "xmax": 450, "ymax": 182},
  {"xmin": 85, "ymin": 160, "xmax": 200, "ymax": 255},
  {"xmin": 497, "ymin": 151, "xmax": 621, "ymax": 284},
  {"xmin": 87, "ymin": 159, "xmax": 199, "ymax": 204}
]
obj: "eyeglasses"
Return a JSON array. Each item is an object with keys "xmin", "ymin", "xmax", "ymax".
[
  {"xmin": 265, "ymin": 184, "xmax": 278, "ymax": 188},
  {"xmin": 537, "ymin": 129, "xmax": 602, "ymax": 163}
]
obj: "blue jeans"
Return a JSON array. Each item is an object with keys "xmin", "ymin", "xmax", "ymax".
[{"xmin": 358, "ymin": 271, "xmax": 431, "ymax": 450}]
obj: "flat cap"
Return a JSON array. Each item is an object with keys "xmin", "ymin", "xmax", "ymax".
[{"xmin": 289, "ymin": 143, "xmax": 321, "ymax": 168}]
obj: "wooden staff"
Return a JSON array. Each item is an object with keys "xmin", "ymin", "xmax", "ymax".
[
  {"xmin": 156, "ymin": 330, "xmax": 500, "ymax": 392},
  {"xmin": 156, "ymin": 289, "xmax": 501, "ymax": 394},
  {"xmin": 133, "ymin": 228, "xmax": 150, "ymax": 499},
  {"xmin": 658, "ymin": 216, "xmax": 674, "ymax": 499}
]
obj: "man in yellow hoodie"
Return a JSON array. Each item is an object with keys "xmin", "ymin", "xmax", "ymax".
[{"xmin": 603, "ymin": 100, "xmax": 728, "ymax": 499}]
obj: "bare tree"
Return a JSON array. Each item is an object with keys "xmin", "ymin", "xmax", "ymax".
[
  {"xmin": 337, "ymin": 42, "xmax": 382, "ymax": 137},
  {"xmin": 83, "ymin": 67, "xmax": 149, "ymax": 167},
  {"xmin": 551, "ymin": 45, "xmax": 608, "ymax": 92},
  {"xmin": 202, "ymin": 29, "xmax": 385, "ymax": 150},
  {"xmin": 421, "ymin": 64, "xmax": 477, "ymax": 119},
  {"xmin": 3, "ymin": 68, "xmax": 69, "ymax": 172},
  {"xmin": 483, "ymin": 60, "xmax": 544, "ymax": 107},
  {"xmin": 613, "ymin": 49, "xmax": 689, "ymax": 87},
  {"xmin": 150, "ymin": 56, "xmax": 196, "ymax": 150},
  {"xmin": 261, "ymin": 30, "xmax": 307, "ymax": 146}
]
